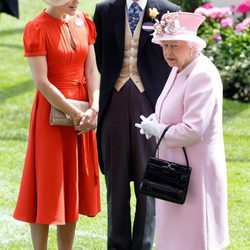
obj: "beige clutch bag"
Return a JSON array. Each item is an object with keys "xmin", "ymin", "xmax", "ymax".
[{"xmin": 50, "ymin": 99, "xmax": 90, "ymax": 127}]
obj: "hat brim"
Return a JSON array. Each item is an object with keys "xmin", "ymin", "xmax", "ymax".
[
  {"xmin": 43, "ymin": 0, "xmax": 71, "ymax": 6},
  {"xmin": 152, "ymin": 34, "xmax": 206, "ymax": 49}
]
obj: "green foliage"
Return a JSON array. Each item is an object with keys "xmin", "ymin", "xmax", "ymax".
[
  {"xmin": 196, "ymin": 6, "xmax": 250, "ymax": 103},
  {"xmin": 195, "ymin": 4, "xmax": 250, "ymax": 102},
  {"xmin": 171, "ymin": 1, "xmax": 250, "ymax": 102},
  {"xmin": 171, "ymin": 0, "xmax": 208, "ymax": 12}
]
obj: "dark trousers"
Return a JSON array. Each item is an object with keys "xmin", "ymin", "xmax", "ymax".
[{"xmin": 101, "ymin": 80, "xmax": 156, "ymax": 250}]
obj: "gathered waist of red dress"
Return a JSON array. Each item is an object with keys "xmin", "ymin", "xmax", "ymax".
[{"xmin": 49, "ymin": 77, "xmax": 87, "ymax": 88}]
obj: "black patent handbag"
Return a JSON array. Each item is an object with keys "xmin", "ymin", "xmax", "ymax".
[{"xmin": 139, "ymin": 125, "xmax": 192, "ymax": 204}]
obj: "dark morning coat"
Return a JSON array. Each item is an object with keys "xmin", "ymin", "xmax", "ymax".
[{"xmin": 93, "ymin": 0, "xmax": 181, "ymax": 172}]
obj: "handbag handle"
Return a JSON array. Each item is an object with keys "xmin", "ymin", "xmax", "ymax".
[{"xmin": 153, "ymin": 125, "xmax": 189, "ymax": 167}]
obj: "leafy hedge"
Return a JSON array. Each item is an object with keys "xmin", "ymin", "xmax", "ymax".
[
  {"xmin": 170, "ymin": 0, "xmax": 207, "ymax": 12},
  {"xmin": 171, "ymin": 1, "xmax": 250, "ymax": 102},
  {"xmin": 195, "ymin": 2, "xmax": 250, "ymax": 102}
]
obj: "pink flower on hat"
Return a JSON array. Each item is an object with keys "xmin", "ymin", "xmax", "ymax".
[
  {"xmin": 161, "ymin": 12, "xmax": 182, "ymax": 34},
  {"xmin": 153, "ymin": 12, "xmax": 184, "ymax": 36},
  {"xmin": 151, "ymin": 12, "xmax": 206, "ymax": 49}
]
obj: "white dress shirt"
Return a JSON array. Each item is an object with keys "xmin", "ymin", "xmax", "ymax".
[{"xmin": 127, "ymin": 0, "xmax": 148, "ymax": 12}]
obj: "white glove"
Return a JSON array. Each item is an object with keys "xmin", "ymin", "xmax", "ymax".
[
  {"xmin": 140, "ymin": 113, "xmax": 163, "ymax": 138},
  {"xmin": 135, "ymin": 113, "xmax": 161, "ymax": 139},
  {"xmin": 135, "ymin": 115, "xmax": 152, "ymax": 139}
]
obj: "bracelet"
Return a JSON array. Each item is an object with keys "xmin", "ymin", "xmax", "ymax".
[{"xmin": 90, "ymin": 106, "xmax": 99, "ymax": 114}]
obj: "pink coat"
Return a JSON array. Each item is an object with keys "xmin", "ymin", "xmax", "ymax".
[{"xmin": 155, "ymin": 54, "xmax": 230, "ymax": 250}]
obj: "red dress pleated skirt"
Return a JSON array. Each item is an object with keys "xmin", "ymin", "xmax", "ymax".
[{"xmin": 13, "ymin": 10, "xmax": 101, "ymax": 224}]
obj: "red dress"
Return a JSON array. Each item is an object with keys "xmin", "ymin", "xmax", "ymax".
[{"xmin": 13, "ymin": 10, "xmax": 101, "ymax": 224}]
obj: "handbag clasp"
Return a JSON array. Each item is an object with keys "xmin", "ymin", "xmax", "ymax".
[{"xmin": 164, "ymin": 164, "xmax": 175, "ymax": 171}]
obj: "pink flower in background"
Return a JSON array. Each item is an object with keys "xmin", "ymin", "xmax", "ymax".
[
  {"xmin": 209, "ymin": 7, "xmax": 224, "ymax": 19},
  {"xmin": 221, "ymin": 17, "xmax": 233, "ymax": 27},
  {"xmin": 237, "ymin": 4, "xmax": 250, "ymax": 12},
  {"xmin": 213, "ymin": 7, "xmax": 232, "ymax": 20},
  {"xmin": 235, "ymin": 17, "xmax": 250, "ymax": 31},
  {"xmin": 212, "ymin": 34, "xmax": 222, "ymax": 41},
  {"xmin": 235, "ymin": 23, "xmax": 246, "ymax": 31},
  {"xmin": 243, "ymin": 17, "xmax": 250, "ymax": 25},
  {"xmin": 237, "ymin": 0, "xmax": 250, "ymax": 13},
  {"xmin": 202, "ymin": 3, "xmax": 214, "ymax": 9},
  {"xmin": 195, "ymin": 2, "xmax": 250, "ymax": 33},
  {"xmin": 195, "ymin": 6, "xmax": 232, "ymax": 21},
  {"xmin": 195, "ymin": 7, "xmax": 210, "ymax": 17}
]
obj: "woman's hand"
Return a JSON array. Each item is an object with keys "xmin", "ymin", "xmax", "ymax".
[
  {"xmin": 74, "ymin": 108, "xmax": 98, "ymax": 135},
  {"xmin": 135, "ymin": 113, "xmax": 163, "ymax": 139}
]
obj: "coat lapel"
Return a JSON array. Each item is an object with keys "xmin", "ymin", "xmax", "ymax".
[
  {"xmin": 138, "ymin": 0, "xmax": 161, "ymax": 58},
  {"xmin": 110, "ymin": 0, "xmax": 126, "ymax": 58}
]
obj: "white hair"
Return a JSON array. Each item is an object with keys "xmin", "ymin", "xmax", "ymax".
[{"xmin": 186, "ymin": 41, "xmax": 203, "ymax": 54}]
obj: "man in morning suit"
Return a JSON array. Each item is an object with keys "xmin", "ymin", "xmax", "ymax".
[{"xmin": 93, "ymin": 0, "xmax": 181, "ymax": 249}]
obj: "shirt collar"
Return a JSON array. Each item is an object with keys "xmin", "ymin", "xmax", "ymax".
[{"xmin": 127, "ymin": 0, "xmax": 147, "ymax": 11}]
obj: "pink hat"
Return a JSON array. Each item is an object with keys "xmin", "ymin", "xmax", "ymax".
[
  {"xmin": 152, "ymin": 12, "xmax": 206, "ymax": 49},
  {"xmin": 43, "ymin": 0, "xmax": 71, "ymax": 6}
]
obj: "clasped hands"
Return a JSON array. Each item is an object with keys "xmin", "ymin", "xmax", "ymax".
[
  {"xmin": 73, "ymin": 108, "xmax": 97, "ymax": 135},
  {"xmin": 135, "ymin": 113, "xmax": 163, "ymax": 139}
]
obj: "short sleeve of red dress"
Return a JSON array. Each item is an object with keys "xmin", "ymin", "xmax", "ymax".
[
  {"xmin": 83, "ymin": 12, "xmax": 97, "ymax": 45},
  {"xmin": 23, "ymin": 21, "xmax": 47, "ymax": 57}
]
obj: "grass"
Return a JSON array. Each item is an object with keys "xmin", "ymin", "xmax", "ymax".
[{"xmin": 0, "ymin": 0, "xmax": 249, "ymax": 249}]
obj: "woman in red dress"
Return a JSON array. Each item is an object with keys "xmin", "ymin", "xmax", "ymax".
[{"xmin": 13, "ymin": 0, "xmax": 101, "ymax": 249}]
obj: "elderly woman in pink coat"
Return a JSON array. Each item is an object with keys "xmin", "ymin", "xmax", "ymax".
[{"xmin": 136, "ymin": 12, "xmax": 230, "ymax": 250}]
